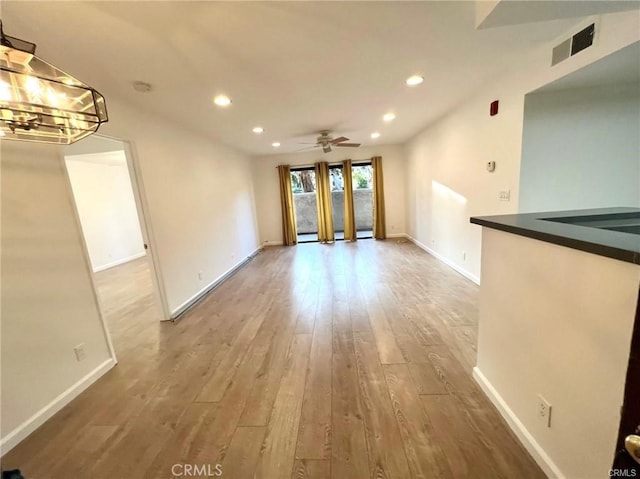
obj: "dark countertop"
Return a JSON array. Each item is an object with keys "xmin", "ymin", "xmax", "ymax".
[{"xmin": 470, "ymin": 207, "xmax": 640, "ymax": 265}]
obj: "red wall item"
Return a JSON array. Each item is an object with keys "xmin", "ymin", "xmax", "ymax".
[{"xmin": 490, "ymin": 100, "xmax": 499, "ymax": 116}]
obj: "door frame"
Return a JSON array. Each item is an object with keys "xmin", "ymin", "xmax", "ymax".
[
  {"xmin": 613, "ymin": 287, "xmax": 640, "ymax": 471},
  {"xmin": 61, "ymin": 134, "xmax": 171, "ymax": 333},
  {"xmin": 119, "ymin": 137, "xmax": 171, "ymax": 321}
]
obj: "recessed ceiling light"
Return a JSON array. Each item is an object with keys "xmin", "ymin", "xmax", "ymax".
[
  {"xmin": 406, "ymin": 75, "xmax": 424, "ymax": 86},
  {"xmin": 272, "ymin": 142, "xmax": 281, "ymax": 147},
  {"xmin": 213, "ymin": 94, "xmax": 232, "ymax": 107},
  {"xmin": 371, "ymin": 132, "xmax": 380, "ymax": 139},
  {"xmin": 252, "ymin": 126, "xmax": 264, "ymax": 134},
  {"xmin": 383, "ymin": 112, "xmax": 396, "ymax": 122}
]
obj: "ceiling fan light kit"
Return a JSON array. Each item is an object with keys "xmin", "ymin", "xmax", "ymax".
[
  {"xmin": 302, "ymin": 130, "xmax": 361, "ymax": 154},
  {"xmin": 0, "ymin": 22, "xmax": 108, "ymax": 144}
]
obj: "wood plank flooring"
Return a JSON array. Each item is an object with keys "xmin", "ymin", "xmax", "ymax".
[{"xmin": 1, "ymin": 240, "xmax": 545, "ymax": 478}]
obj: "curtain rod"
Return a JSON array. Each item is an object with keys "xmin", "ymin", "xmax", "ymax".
[{"xmin": 276, "ymin": 159, "xmax": 373, "ymax": 170}]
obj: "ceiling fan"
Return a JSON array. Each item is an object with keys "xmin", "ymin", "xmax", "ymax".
[{"xmin": 300, "ymin": 130, "xmax": 361, "ymax": 153}]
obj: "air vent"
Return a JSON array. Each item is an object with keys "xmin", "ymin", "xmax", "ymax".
[
  {"xmin": 551, "ymin": 23, "xmax": 595, "ymax": 66},
  {"xmin": 571, "ymin": 23, "xmax": 595, "ymax": 56}
]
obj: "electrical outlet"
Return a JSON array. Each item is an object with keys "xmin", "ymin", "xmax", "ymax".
[
  {"xmin": 198, "ymin": 271, "xmax": 203, "ymax": 280},
  {"xmin": 499, "ymin": 190, "xmax": 511, "ymax": 201},
  {"xmin": 462, "ymin": 251, "xmax": 466, "ymax": 261},
  {"xmin": 537, "ymin": 394, "xmax": 552, "ymax": 428},
  {"xmin": 74, "ymin": 344, "xmax": 86, "ymax": 362}
]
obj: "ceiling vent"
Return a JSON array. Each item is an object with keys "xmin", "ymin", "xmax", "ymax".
[{"xmin": 551, "ymin": 23, "xmax": 595, "ymax": 66}]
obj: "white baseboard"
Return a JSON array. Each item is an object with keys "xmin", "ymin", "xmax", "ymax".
[
  {"xmin": 269, "ymin": 235, "xmax": 408, "ymax": 244},
  {"xmin": 93, "ymin": 251, "xmax": 146, "ymax": 273},
  {"xmin": 263, "ymin": 240, "xmax": 283, "ymax": 246},
  {"xmin": 473, "ymin": 367, "xmax": 564, "ymax": 479},
  {"xmin": 405, "ymin": 235, "xmax": 480, "ymax": 285},
  {"xmin": 170, "ymin": 246, "xmax": 263, "ymax": 319},
  {"xmin": 0, "ymin": 358, "xmax": 116, "ymax": 456}
]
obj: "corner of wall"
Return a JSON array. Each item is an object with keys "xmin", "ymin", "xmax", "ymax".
[
  {"xmin": 473, "ymin": 367, "xmax": 566, "ymax": 479},
  {"xmin": 1, "ymin": 358, "xmax": 116, "ymax": 456}
]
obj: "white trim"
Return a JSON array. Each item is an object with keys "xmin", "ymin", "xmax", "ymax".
[
  {"xmin": 263, "ymin": 240, "xmax": 284, "ymax": 246},
  {"xmin": 268, "ymin": 235, "xmax": 407, "ymax": 244},
  {"xmin": 405, "ymin": 234, "xmax": 480, "ymax": 285},
  {"xmin": 65, "ymin": 150, "xmax": 126, "ymax": 166},
  {"xmin": 59, "ymin": 154, "xmax": 118, "ymax": 364},
  {"xmin": 170, "ymin": 246, "xmax": 263, "ymax": 319},
  {"xmin": 473, "ymin": 367, "xmax": 565, "ymax": 479},
  {"xmin": 0, "ymin": 358, "xmax": 116, "ymax": 456},
  {"xmin": 92, "ymin": 251, "xmax": 146, "ymax": 273},
  {"xmin": 120, "ymin": 139, "xmax": 172, "ymax": 321}
]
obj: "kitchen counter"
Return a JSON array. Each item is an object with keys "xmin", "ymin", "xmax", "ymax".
[
  {"xmin": 470, "ymin": 206, "xmax": 640, "ymax": 477},
  {"xmin": 470, "ymin": 207, "xmax": 640, "ymax": 265}
]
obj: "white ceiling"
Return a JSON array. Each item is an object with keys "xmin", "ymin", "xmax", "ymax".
[
  {"xmin": 477, "ymin": 0, "xmax": 640, "ymax": 29},
  {"xmin": 1, "ymin": 1, "xmax": 621, "ymax": 156}
]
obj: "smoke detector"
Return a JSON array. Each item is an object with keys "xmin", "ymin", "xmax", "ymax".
[{"xmin": 132, "ymin": 81, "xmax": 153, "ymax": 93}]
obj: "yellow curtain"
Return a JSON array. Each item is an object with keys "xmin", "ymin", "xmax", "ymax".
[
  {"xmin": 372, "ymin": 156, "xmax": 386, "ymax": 239},
  {"xmin": 277, "ymin": 165, "xmax": 298, "ymax": 246},
  {"xmin": 342, "ymin": 159, "xmax": 356, "ymax": 241},
  {"xmin": 315, "ymin": 161, "xmax": 335, "ymax": 243}
]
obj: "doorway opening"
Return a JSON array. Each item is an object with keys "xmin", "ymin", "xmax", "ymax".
[{"xmin": 63, "ymin": 135, "xmax": 167, "ymax": 358}]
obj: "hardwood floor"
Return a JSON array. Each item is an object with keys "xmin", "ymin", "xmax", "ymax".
[{"xmin": 1, "ymin": 240, "xmax": 545, "ymax": 478}]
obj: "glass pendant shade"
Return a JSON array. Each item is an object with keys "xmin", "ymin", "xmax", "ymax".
[{"xmin": 0, "ymin": 25, "xmax": 108, "ymax": 144}]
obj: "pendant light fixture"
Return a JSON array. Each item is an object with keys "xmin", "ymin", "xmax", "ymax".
[{"xmin": 0, "ymin": 22, "xmax": 108, "ymax": 144}]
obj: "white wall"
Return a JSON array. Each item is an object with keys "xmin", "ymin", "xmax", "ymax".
[
  {"xmin": 99, "ymin": 97, "xmax": 260, "ymax": 316},
  {"xmin": 519, "ymin": 83, "xmax": 640, "ymax": 212},
  {"xmin": 1, "ymin": 141, "xmax": 115, "ymax": 449},
  {"xmin": 65, "ymin": 151, "xmax": 146, "ymax": 272},
  {"xmin": 251, "ymin": 144, "xmax": 406, "ymax": 244},
  {"xmin": 475, "ymin": 227, "xmax": 640, "ymax": 478},
  {"xmin": 1, "ymin": 83, "xmax": 261, "ymax": 451},
  {"xmin": 405, "ymin": 11, "xmax": 640, "ymax": 282}
]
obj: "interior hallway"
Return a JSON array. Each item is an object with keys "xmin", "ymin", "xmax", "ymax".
[{"xmin": 1, "ymin": 240, "xmax": 544, "ymax": 478}]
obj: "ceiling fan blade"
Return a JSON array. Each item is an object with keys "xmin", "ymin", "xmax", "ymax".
[
  {"xmin": 331, "ymin": 136, "xmax": 349, "ymax": 144},
  {"xmin": 335, "ymin": 143, "xmax": 361, "ymax": 148},
  {"xmin": 293, "ymin": 145, "xmax": 318, "ymax": 152},
  {"xmin": 297, "ymin": 142, "xmax": 318, "ymax": 145}
]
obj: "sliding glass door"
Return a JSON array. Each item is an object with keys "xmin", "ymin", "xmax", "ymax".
[
  {"xmin": 290, "ymin": 168, "xmax": 318, "ymax": 242},
  {"xmin": 329, "ymin": 164, "xmax": 345, "ymax": 240},
  {"xmin": 289, "ymin": 161, "xmax": 372, "ymax": 242},
  {"xmin": 351, "ymin": 162, "xmax": 373, "ymax": 239}
]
